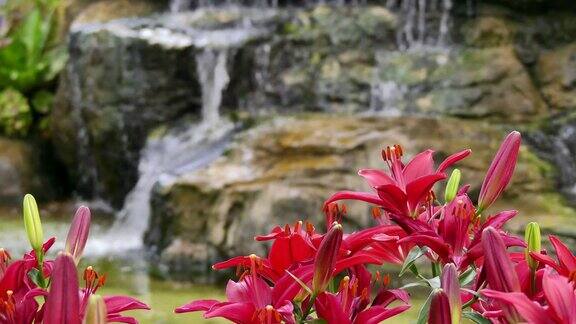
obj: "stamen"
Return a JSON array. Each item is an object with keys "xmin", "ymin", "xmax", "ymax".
[
  {"xmin": 382, "ymin": 274, "xmax": 391, "ymax": 287},
  {"xmin": 372, "ymin": 207, "xmax": 382, "ymax": 220},
  {"xmin": 305, "ymin": 222, "xmax": 315, "ymax": 235}
]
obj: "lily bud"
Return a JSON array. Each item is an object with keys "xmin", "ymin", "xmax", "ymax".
[
  {"xmin": 478, "ymin": 131, "xmax": 521, "ymax": 213},
  {"xmin": 428, "ymin": 289, "xmax": 451, "ymax": 324},
  {"xmin": 44, "ymin": 253, "xmax": 80, "ymax": 324},
  {"xmin": 444, "ymin": 169, "xmax": 461, "ymax": 203},
  {"xmin": 85, "ymin": 294, "xmax": 107, "ymax": 324},
  {"xmin": 312, "ymin": 222, "xmax": 343, "ymax": 294},
  {"xmin": 524, "ymin": 222, "xmax": 541, "ymax": 271},
  {"xmin": 441, "ymin": 263, "xmax": 461, "ymax": 324},
  {"xmin": 65, "ymin": 206, "xmax": 91, "ymax": 264},
  {"xmin": 482, "ymin": 227, "xmax": 520, "ymax": 293},
  {"xmin": 23, "ymin": 194, "xmax": 43, "ymax": 252}
]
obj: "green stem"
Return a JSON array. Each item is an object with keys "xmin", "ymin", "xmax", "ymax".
[
  {"xmin": 431, "ymin": 262, "xmax": 441, "ymax": 277},
  {"xmin": 300, "ymin": 293, "xmax": 317, "ymax": 323},
  {"xmin": 529, "ymin": 268, "xmax": 536, "ymax": 297},
  {"xmin": 462, "ymin": 294, "xmax": 479, "ymax": 309},
  {"xmin": 36, "ymin": 249, "xmax": 47, "ymax": 288}
]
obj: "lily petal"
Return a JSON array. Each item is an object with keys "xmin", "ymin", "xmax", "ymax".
[{"xmin": 44, "ymin": 253, "xmax": 81, "ymax": 324}]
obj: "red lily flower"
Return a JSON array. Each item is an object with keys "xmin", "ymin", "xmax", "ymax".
[
  {"xmin": 482, "ymin": 269, "xmax": 576, "ymax": 324},
  {"xmin": 397, "ymin": 196, "xmax": 525, "ymax": 267},
  {"xmin": 176, "ymin": 256, "xmax": 295, "ymax": 324},
  {"xmin": 530, "ymin": 235, "xmax": 576, "ymax": 279},
  {"xmin": 314, "ymin": 275, "xmax": 410, "ymax": 324},
  {"xmin": 324, "ymin": 146, "xmax": 470, "ymax": 218},
  {"xmin": 254, "ymin": 220, "xmax": 317, "ymax": 274},
  {"xmin": 478, "ymin": 131, "xmax": 521, "ymax": 213}
]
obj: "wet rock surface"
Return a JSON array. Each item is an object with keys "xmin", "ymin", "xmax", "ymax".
[{"xmin": 145, "ymin": 115, "xmax": 567, "ymax": 281}]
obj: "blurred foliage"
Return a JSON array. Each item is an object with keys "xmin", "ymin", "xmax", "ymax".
[
  {"xmin": 0, "ymin": 0, "xmax": 68, "ymax": 137},
  {"xmin": 0, "ymin": 87, "xmax": 32, "ymax": 136}
]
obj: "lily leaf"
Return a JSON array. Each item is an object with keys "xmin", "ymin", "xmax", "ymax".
[
  {"xmin": 463, "ymin": 311, "xmax": 491, "ymax": 324},
  {"xmin": 416, "ymin": 291, "xmax": 434, "ymax": 324},
  {"xmin": 459, "ymin": 267, "xmax": 477, "ymax": 286},
  {"xmin": 400, "ymin": 246, "xmax": 426, "ymax": 276}
]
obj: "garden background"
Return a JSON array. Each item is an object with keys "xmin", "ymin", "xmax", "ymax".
[{"xmin": 1, "ymin": 0, "xmax": 576, "ymax": 322}]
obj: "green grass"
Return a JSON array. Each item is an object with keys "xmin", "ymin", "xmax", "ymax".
[{"xmin": 103, "ymin": 280, "xmax": 424, "ymax": 324}]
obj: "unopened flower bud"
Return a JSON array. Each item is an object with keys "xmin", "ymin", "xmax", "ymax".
[
  {"xmin": 478, "ymin": 131, "xmax": 521, "ymax": 212},
  {"xmin": 312, "ymin": 222, "xmax": 343, "ymax": 294},
  {"xmin": 85, "ymin": 294, "xmax": 107, "ymax": 324},
  {"xmin": 524, "ymin": 222, "xmax": 541, "ymax": 271},
  {"xmin": 65, "ymin": 206, "xmax": 91, "ymax": 264},
  {"xmin": 444, "ymin": 169, "xmax": 461, "ymax": 203},
  {"xmin": 23, "ymin": 194, "xmax": 43, "ymax": 252}
]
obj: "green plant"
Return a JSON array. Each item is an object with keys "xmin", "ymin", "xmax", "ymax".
[{"xmin": 0, "ymin": 0, "xmax": 67, "ymax": 93}]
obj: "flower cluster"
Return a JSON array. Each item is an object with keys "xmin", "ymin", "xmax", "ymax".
[
  {"xmin": 0, "ymin": 195, "xmax": 149, "ymax": 324},
  {"xmin": 177, "ymin": 130, "xmax": 576, "ymax": 323}
]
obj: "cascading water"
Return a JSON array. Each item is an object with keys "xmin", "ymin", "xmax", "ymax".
[
  {"xmin": 386, "ymin": 0, "xmax": 454, "ymax": 50},
  {"xmin": 86, "ymin": 47, "xmax": 234, "ymax": 256},
  {"xmin": 196, "ymin": 49, "xmax": 230, "ymax": 126}
]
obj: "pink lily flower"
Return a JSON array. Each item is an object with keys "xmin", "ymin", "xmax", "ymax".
[
  {"xmin": 324, "ymin": 146, "xmax": 470, "ymax": 218},
  {"xmin": 482, "ymin": 269, "xmax": 576, "ymax": 324},
  {"xmin": 314, "ymin": 275, "xmax": 410, "ymax": 324},
  {"xmin": 104, "ymin": 296, "xmax": 150, "ymax": 323},
  {"xmin": 478, "ymin": 131, "xmax": 521, "ymax": 213}
]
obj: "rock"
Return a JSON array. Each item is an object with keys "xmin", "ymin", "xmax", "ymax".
[
  {"xmin": 372, "ymin": 46, "xmax": 547, "ymax": 120},
  {"xmin": 72, "ymin": 0, "xmax": 164, "ymax": 26},
  {"xmin": 145, "ymin": 115, "xmax": 564, "ymax": 281},
  {"xmin": 52, "ymin": 8, "xmax": 278, "ymax": 206},
  {"xmin": 462, "ymin": 17, "xmax": 512, "ymax": 48},
  {"xmin": 536, "ymin": 43, "xmax": 576, "ymax": 111},
  {"xmin": 0, "ymin": 138, "xmax": 67, "ymax": 204}
]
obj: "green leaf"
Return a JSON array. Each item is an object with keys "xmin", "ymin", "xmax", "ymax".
[
  {"xmin": 459, "ymin": 267, "xmax": 477, "ymax": 286},
  {"xmin": 400, "ymin": 246, "xmax": 426, "ymax": 276},
  {"xmin": 416, "ymin": 291, "xmax": 434, "ymax": 324},
  {"xmin": 463, "ymin": 311, "xmax": 491, "ymax": 324},
  {"xmin": 426, "ymin": 276, "xmax": 441, "ymax": 289},
  {"xmin": 399, "ymin": 281, "xmax": 429, "ymax": 290}
]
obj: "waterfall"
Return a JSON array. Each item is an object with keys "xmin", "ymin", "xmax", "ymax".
[
  {"xmin": 387, "ymin": 0, "xmax": 454, "ymax": 50},
  {"xmin": 196, "ymin": 49, "xmax": 230, "ymax": 126},
  {"xmin": 86, "ymin": 48, "xmax": 234, "ymax": 255}
]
